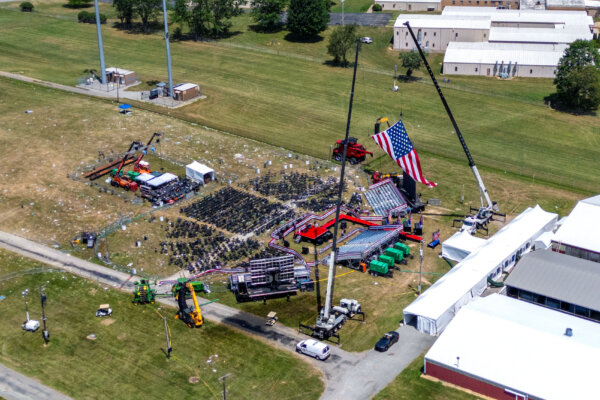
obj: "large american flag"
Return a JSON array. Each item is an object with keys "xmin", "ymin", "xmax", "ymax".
[{"xmin": 371, "ymin": 120, "xmax": 436, "ymax": 187}]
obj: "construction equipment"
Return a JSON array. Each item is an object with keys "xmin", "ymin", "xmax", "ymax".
[
  {"xmin": 133, "ymin": 132, "xmax": 162, "ymax": 174},
  {"xmin": 132, "ymin": 279, "xmax": 157, "ymax": 304},
  {"xmin": 403, "ymin": 22, "xmax": 505, "ymax": 234},
  {"xmin": 171, "ymin": 278, "xmax": 207, "ymax": 298},
  {"xmin": 111, "ymin": 152, "xmax": 139, "ymax": 191},
  {"xmin": 95, "ymin": 304, "xmax": 113, "ymax": 317},
  {"xmin": 71, "ymin": 231, "xmax": 97, "ymax": 248},
  {"xmin": 332, "ymin": 299, "xmax": 364, "ymax": 319},
  {"xmin": 84, "ymin": 141, "xmax": 141, "ymax": 180},
  {"xmin": 21, "ymin": 288, "xmax": 40, "ymax": 332},
  {"xmin": 300, "ymin": 40, "xmax": 364, "ymax": 344},
  {"xmin": 332, "ymin": 137, "xmax": 373, "ymax": 165},
  {"xmin": 174, "ymin": 281, "xmax": 203, "ymax": 328}
]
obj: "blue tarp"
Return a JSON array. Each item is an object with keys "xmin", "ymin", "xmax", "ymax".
[{"xmin": 118, "ymin": 104, "xmax": 132, "ymax": 110}]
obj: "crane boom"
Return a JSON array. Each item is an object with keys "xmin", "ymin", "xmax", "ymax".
[{"xmin": 403, "ymin": 22, "xmax": 493, "ymax": 210}]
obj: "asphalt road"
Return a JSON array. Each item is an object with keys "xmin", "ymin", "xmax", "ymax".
[
  {"xmin": 0, "ymin": 231, "xmax": 435, "ymax": 399},
  {"xmin": 0, "ymin": 363, "xmax": 72, "ymax": 400}
]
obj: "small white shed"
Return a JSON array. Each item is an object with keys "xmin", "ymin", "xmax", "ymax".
[{"xmin": 186, "ymin": 161, "xmax": 215, "ymax": 186}]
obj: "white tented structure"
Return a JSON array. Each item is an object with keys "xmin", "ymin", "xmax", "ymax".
[
  {"xmin": 403, "ymin": 205, "xmax": 557, "ymax": 335},
  {"xmin": 441, "ymin": 230, "xmax": 486, "ymax": 262},
  {"xmin": 185, "ymin": 161, "xmax": 215, "ymax": 186},
  {"xmin": 551, "ymin": 195, "xmax": 600, "ymax": 263}
]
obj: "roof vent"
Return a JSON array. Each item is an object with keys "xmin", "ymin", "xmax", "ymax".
[{"xmin": 565, "ymin": 328, "xmax": 573, "ymax": 337}]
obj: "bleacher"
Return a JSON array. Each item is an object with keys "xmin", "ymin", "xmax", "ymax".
[
  {"xmin": 335, "ymin": 228, "xmax": 401, "ymax": 262},
  {"xmin": 365, "ymin": 179, "xmax": 407, "ymax": 217}
]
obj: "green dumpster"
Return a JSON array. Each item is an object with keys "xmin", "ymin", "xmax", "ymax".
[
  {"xmin": 384, "ymin": 247, "xmax": 404, "ymax": 263},
  {"xmin": 378, "ymin": 254, "xmax": 394, "ymax": 268},
  {"xmin": 369, "ymin": 260, "xmax": 389, "ymax": 275}
]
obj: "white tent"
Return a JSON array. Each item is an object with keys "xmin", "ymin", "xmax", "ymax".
[
  {"xmin": 403, "ymin": 205, "xmax": 557, "ymax": 335},
  {"xmin": 533, "ymin": 231, "xmax": 553, "ymax": 250},
  {"xmin": 441, "ymin": 231, "xmax": 486, "ymax": 262},
  {"xmin": 146, "ymin": 172, "xmax": 178, "ymax": 188},
  {"xmin": 186, "ymin": 161, "xmax": 214, "ymax": 186}
]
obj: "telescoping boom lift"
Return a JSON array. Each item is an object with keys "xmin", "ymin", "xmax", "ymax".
[
  {"xmin": 133, "ymin": 132, "xmax": 162, "ymax": 174},
  {"xmin": 174, "ymin": 281, "xmax": 203, "ymax": 328},
  {"xmin": 299, "ymin": 40, "xmax": 365, "ymax": 344},
  {"xmin": 403, "ymin": 22, "xmax": 505, "ymax": 234}
]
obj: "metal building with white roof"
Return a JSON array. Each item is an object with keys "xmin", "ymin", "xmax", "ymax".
[
  {"xmin": 552, "ymin": 195, "xmax": 600, "ymax": 263},
  {"xmin": 424, "ymin": 294, "xmax": 600, "ymax": 400},
  {"xmin": 375, "ymin": 0, "xmax": 441, "ymax": 12},
  {"xmin": 443, "ymin": 42, "xmax": 567, "ymax": 77},
  {"xmin": 403, "ymin": 205, "xmax": 557, "ymax": 335}
]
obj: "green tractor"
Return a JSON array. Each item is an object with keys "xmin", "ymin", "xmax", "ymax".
[
  {"xmin": 133, "ymin": 279, "xmax": 157, "ymax": 304},
  {"xmin": 171, "ymin": 278, "xmax": 207, "ymax": 298}
]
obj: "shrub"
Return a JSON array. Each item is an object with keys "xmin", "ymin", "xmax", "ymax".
[
  {"xmin": 20, "ymin": 1, "xmax": 34, "ymax": 11},
  {"xmin": 66, "ymin": 0, "xmax": 92, "ymax": 8},
  {"xmin": 78, "ymin": 10, "xmax": 106, "ymax": 23},
  {"xmin": 372, "ymin": 3, "xmax": 382, "ymax": 11}
]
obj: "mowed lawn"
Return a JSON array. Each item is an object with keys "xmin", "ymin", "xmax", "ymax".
[
  {"xmin": 0, "ymin": 9, "xmax": 598, "ymax": 192},
  {"xmin": 0, "ymin": 249, "xmax": 324, "ymax": 400}
]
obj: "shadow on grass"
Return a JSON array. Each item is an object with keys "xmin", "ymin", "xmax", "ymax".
[
  {"xmin": 248, "ymin": 23, "xmax": 285, "ymax": 34},
  {"xmin": 63, "ymin": 3, "xmax": 93, "ymax": 8},
  {"xmin": 323, "ymin": 59, "xmax": 353, "ymax": 68},
  {"xmin": 544, "ymin": 93, "xmax": 598, "ymax": 116},
  {"xmin": 112, "ymin": 21, "xmax": 164, "ymax": 35},
  {"xmin": 284, "ymin": 32, "xmax": 324, "ymax": 44},
  {"xmin": 397, "ymin": 75, "xmax": 423, "ymax": 82}
]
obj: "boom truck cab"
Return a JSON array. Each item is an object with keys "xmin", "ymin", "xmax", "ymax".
[{"xmin": 332, "ymin": 137, "xmax": 373, "ymax": 165}]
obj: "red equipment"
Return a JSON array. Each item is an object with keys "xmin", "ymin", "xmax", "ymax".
[
  {"xmin": 294, "ymin": 214, "xmax": 378, "ymax": 245},
  {"xmin": 111, "ymin": 155, "xmax": 138, "ymax": 191},
  {"xmin": 332, "ymin": 137, "xmax": 373, "ymax": 165},
  {"xmin": 133, "ymin": 132, "xmax": 162, "ymax": 174}
]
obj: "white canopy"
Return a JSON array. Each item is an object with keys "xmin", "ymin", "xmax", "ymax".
[
  {"xmin": 552, "ymin": 195, "xmax": 600, "ymax": 255},
  {"xmin": 146, "ymin": 172, "xmax": 177, "ymax": 188},
  {"xmin": 403, "ymin": 205, "xmax": 557, "ymax": 335},
  {"xmin": 441, "ymin": 231, "xmax": 486, "ymax": 262},
  {"xmin": 425, "ymin": 294, "xmax": 600, "ymax": 400},
  {"xmin": 186, "ymin": 161, "xmax": 214, "ymax": 186}
]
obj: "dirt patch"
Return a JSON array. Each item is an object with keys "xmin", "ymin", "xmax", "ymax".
[
  {"xmin": 117, "ymin": 333, "xmax": 127, "ymax": 340},
  {"xmin": 188, "ymin": 376, "xmax": 199, "ymax": 384},
  {"xmin": 100, "ymin": 318, "xmax": 115, "ymax": 326}
]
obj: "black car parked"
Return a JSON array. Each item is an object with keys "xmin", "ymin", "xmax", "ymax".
[{"xmin": 374, "ymin": 331, "xmax": 399, "ymax": 352}]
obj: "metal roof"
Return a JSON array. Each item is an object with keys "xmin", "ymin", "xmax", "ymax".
[
  {"xmin": 443, "ymin": 41, "xmax": 567, "ymax": 65},
  {"xmin": 505, "ymin": 250, "xmax": 600, "ymax": 311},
  {"xmin": 552, "ymin": 195, "xmax": 600, "ymax": 255},
  {"xmin": 174, "ymin": 83, "xmax": 198, "ymax": 92},
  {"xmin": 394, "ymin": 14, "xmax": 491, "ymax": 29},
  {"xmin": 425, "ymin": 294, "xmax": 600, "ymax": 400},
  {"xmin": 442, "ymin": 6, "xmax": 591, "ymax": 23},
  {"xmin": 489, "ymin": 26, "xmax": 592, "ymax": 43},
  {"xmin": 106, "ymin": 67, "xmax": 134, "ymax": 75},
  {"xmin": 546, "ymin": 0, "xmax": 586, "ymax": 8},
  {"xmin": 378, "ymin": 0, "xmax": 439, "ymax": 3}
]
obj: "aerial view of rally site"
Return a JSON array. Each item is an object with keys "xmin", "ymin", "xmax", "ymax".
[{"xmin": 0, "ymin": 0, "xmax": 599, "ymax": 398}]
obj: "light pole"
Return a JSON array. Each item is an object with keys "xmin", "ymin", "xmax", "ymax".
[
  {"xmin": 93, "ymin": 0, "xmax": 106, "ymax": 85},
  {"xmin": 218, "ymin": 373, "xmax": 232, "ymax": 400},
  {"xmin": 418, "ymin": 240, "xmax": 424, "ymax": 294},
  {"xmin": 341, "ymin": 0, "xmax": 345, "ymax": 26},
  {"xmin": 41, "ymin": 288, "xmax": 49, "ymax": 344},
  {"xmin": 162, "ymin": 0, "xmax": 174, "ymax": 99}
]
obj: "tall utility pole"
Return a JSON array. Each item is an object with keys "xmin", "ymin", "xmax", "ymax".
[
  {"xmin": 341, "ymin": 0, "xmax": 345, "ymax": 26},
  {"xmin": 40, "ymin": 288, "xmax": 49, "ymax": 344},
  {"xmin": 93, "ymin": 0, "xmax": 106, "ymax": 84},
  {"xmin": 162, "ymin": 0, "xmax": 174, "ymax": 99}
]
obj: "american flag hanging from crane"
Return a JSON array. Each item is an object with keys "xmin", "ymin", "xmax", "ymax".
[{"xmin": 371, "ymin": 120, "xmax": 437, "ymax": 188}]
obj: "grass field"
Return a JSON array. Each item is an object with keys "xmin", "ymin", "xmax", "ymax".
[
  {"xmin": 0, "ymin": 249, "xmax": 324, "ymax": 399},
  {"xmin": 374, "ymin": 353, "xmax": 478, "ymax": 400},
  {"xmin": 0, "ymin": 8, "xmax": 598, "ymax": 193}
]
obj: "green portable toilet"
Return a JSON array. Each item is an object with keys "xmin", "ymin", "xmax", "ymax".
[
  {"xmin": 378, "ymin": 254, "xmax": 394, "ymax": 268},
  {"xmin": 394, "ymin": 242, "xmax": 410, "ymax": 257},
  {"xmin": 385, "ymin": 247, "xmax": 404, "ymax": 263},
  {"xmin": 369, "ymin": 260, "xmax": 389, "ymax": 276}
]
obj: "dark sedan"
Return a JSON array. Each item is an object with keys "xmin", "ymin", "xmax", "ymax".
[{"xmin": 374, "ymin": 331, "xmax": 399, "ymax": 352}]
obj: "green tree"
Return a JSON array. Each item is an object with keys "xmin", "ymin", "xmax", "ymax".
[
  {"xmin": 113, "ymin": 0, "xmax": 135, "ymax": 26},
  {"xmin": 173, "ymin": 0, "xmax": 243, "ymax": 39},
  {"xmin": 250, "ymin": 0, "xmax": 287, "ymax": 32},
  {"xmin": 20, "ymin": 2, "xmax": 34, "ymax": 11},
  {"xmin": 557, "ymin": 66, "xmax": 600, "ymax": 112},
  {"xmin": 327, "ymin": 24, "xmax": 358, "ymax": 67},
  {"xmin": 287, "ymin": 0, "xmax": 328, "ymax": 39},
  {"xmin": 398, "ymin": 51, "xmax": 421, "ymax": 77},
  {"xmin": 554, "ymin": 40, "xmax": 600, "ymax": 89},
  {"xmin": 66, "ymin": 0, "xmax": 92, "ymax": 9},
  {"xmin": 134, "ymin": 0, "xmax": 161, "ymax": 33}
]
